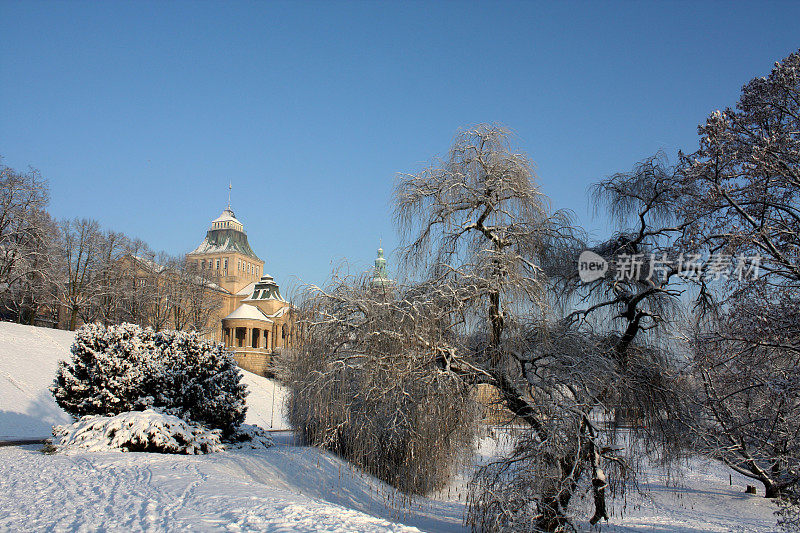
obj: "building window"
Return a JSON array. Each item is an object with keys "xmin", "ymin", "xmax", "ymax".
[
  {"xmin": 224, "ymin": 258, "xmax": 228, "ymax": 270},
  {"xmin": 215, "ymin": 259, "xmax": 220, "ymax": 270},
  {"xmin": 202, "ymin": 259, "xmax": 207, "ymax": 269}
]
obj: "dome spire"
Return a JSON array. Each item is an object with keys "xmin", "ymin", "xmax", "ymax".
[
  {"xmin": 370, "ymin": 244, "xmax": 392, "ymax": 290},
  {"xmin": 227, "ymin": 181, "xmax": 232, "ymax": 210}
]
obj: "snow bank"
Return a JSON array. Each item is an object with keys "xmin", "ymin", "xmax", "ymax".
[
  {"xmin": 53, "ymin": 410, "xmax": 224, "ymax": 454},
  {"xmin": 0, "ymin": 444, "xmax": 456, "ymax": 532},
  {"xmin": 0, "ymin": 322, "xmax": 289, "ymax": 439}
]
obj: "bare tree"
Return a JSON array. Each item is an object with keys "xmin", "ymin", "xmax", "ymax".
[
  {"xmin": 142, "ymin": 251, "xmax": 175, "ymax": 332},
  {"xmin": 0, "ymin": 161, "xmax": 58, "ymax": 324},
  {"xmin": 671, "ymin": 50, "xmax": 800, "ymax": 500},
  {"xmin": 678, "ymin": 49, "xmax": 800, "ymax": 284},
  {"xmin": 92, "ymin": 230, "xmax": 131, "ymax": 325},
  {"xmin": 117, "ymin": 239, "xmax": 155, "ymax": 326},
  {"xmin": 3, "ymin": 208, "xmax": 60, "ymax": 325},
  {"xmin": 169, "ymin": 256, "xmax": 223, "ymax": 335},
  {"xmin": 57, "ymin": 218, "xmax": 103, "ymax": 330},
  {"xmin": 690, "ymin": 291, "xmax": 800, "ymax": 498}
]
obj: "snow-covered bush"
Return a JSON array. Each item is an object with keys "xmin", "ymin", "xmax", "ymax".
[
  {"xmin": 152, "ymin": 328, "xmax": 248, "ymax": 436},
  {"xmin": 52, "ymin": 323, "xmax": 247, "ymax": 436},
  {"xmin": 226, "ymin": 424, "xmax": 274, "ymax": 450},
  {"xmin": 52, "ymin": 410, "xmax": 224, "ymax": 454}
]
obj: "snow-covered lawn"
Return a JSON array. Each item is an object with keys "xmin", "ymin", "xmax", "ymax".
[
  {"xmin": 0, "ymin": 322, "xmax": 782, "ymax": 532},
  {"xmin": 583, "ymin": 458, "xmax": 779, "ymax": 532},
  {"xmin": 0, "ymin": 441, "xmax": 464, "ymax": 532}
]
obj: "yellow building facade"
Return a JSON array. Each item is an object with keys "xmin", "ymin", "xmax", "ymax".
[{"xmin": 187, "ymin": 206, "xmax": 296, "ymax": 376}]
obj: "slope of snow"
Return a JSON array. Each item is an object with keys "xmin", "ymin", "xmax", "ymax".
[
  {"xmin": 240, "ymin": 368, "xmax": 290, "ymax": 430},
  {"xmin": 0, "ymin": 443, "xmax": 464, "ymax": 532},
  {"xmin": 0, "ymin": 321, "xmax": 289, "ymax": 438},
  {"xmin": 0, "ymin": 322, "xmax": 74, "ymax": 438}
]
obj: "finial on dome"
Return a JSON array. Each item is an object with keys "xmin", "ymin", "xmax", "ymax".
[{"xmin": 227, "ymin": 181, "xmax": 232, "ymax": 210}]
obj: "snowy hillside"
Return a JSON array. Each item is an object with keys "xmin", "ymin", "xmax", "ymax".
[
  {"xmin": 0, "ymin": 322, "xmax": 782, "ymax": 532},
  {"xmin": 0, "ymin": 322, "xmax": 74, "ymax": 438},
  {"xmin": 0, "ymin": 321, "xmax": 289, "ymax": 439}
]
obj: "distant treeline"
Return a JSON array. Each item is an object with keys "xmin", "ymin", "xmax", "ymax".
[{"xmin": 0, "ymin": 160, "xmax": 221, "ymax": 332}]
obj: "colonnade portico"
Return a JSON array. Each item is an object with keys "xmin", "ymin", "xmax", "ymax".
[
  {"xmin": 220, "ymin": 303, "xmax": 278, "ymax": 375},
  {"xmin": 223, "ymin": 323, "xmax": 274, "ymax": 351}
]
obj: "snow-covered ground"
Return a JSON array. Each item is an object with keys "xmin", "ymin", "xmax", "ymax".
[
  {"xmin": 441, "ymin": 434, "xmax": 779, "ymax": 532},
  {"xmin": 0, "ymin": 322, "xmax": 74, "ymax": 438},
  {"xmin": 596, "ymin": 458, "xmax": 779, "ymax": 532},
  {"xmin": 0, "ymin": 322, "xmax": 781, "ymax": 532},
  {"xmin": 0, "ymin": 441, "xmax": 464, "ymax": 532}
]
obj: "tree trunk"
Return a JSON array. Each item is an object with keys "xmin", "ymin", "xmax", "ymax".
[
  {"xmin": 489, "ymin": 290, "xmax": 503, "ymax": 364},
  {"xmin": 69, "ymin": 307, "xmax": 78, "ymax": 331},
  {"xmin": 765, "ymin": 482, "xmax": 781, "ymax": 499}
]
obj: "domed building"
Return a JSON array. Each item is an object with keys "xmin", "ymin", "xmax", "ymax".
[
  {"xmin": 187, "ymin": 206, "xmax": 264, "ymax": 295},
  {"xmin": 187, "ymin": 204, "xmax": 296, "ymax": 376}
]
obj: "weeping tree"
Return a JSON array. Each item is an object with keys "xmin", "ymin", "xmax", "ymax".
[
  {"xmin": 397, "ymin": 126, "xmax": 687, "ymax": 529},
  {"xmin": 287, "ymin": 125, "xmax": 688, "ymax": 530},
  {"xmin": 285, "ymin": 272, "xmax": 480, "ymax": 495},
  {"xmin": 452, "ymin": 142, "xmax": 689, "ymax": 531}
]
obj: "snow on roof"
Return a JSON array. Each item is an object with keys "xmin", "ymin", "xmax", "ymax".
[
  {"xmin": 242, "ymin": 274, "xmax": 288, "ymax": 303},
  {"xmin": 223, "ymin": 304, "xmax": 274, "ymax": 323},
  {"xmin": 212, "ymin": 208, "xmax": 239, "ymax": 224},
  {"xmin": 236, "ymin": 282, "xmax": 257, "ymax": 296},
  {"xmin": 188, "ymin": 233, "xmax": 261, "ymax": 261},
  {"xmin": 132, "ymin": 255, "xmax": 166, "ymax": 273},
  {"xmin": 265, "ymin": 305, "xmax": 291, "ymax": 318}
]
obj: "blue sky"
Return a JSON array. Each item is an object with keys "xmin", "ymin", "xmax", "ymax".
[{"xmin": 1, "ymin": 1, "xmax": 798, "ymax": 294}]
